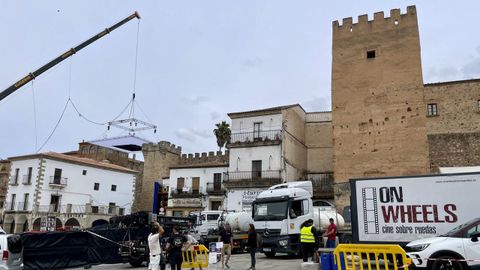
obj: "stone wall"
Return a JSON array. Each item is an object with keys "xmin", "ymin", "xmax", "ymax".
[
  {"xmin": 306, "ymin": 121, "xmax": 333, "ymax": 173},
  {"xmin": 331, "ymin": 6, "xmax": 430, "ymax": 212},
  {"xmin": 428, "ymin": 133, "xmax": 480, "ymax": 170},
  {"xmin": 425, "ymin": 79, "xmax": 480, "ymax": 134},
  {"xmin": 179, "ymin": 151, "xmax": 228, "ymax": 165},
  {"xmin": 0, "ymin": 160, "xmax": 11, "ymax": 210},
  {"xmin": 135, "ymin": 141, "xmax": 181, "ymax": 212}
]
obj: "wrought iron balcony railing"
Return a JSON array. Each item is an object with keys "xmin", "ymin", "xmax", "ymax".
[
  {"xmin": 22, "ymin": 175, "xmax": 33, "ymax": 185},
  {"xmin": 4, "ymin": 202, "xmax": 28, "ymax": 211},
  {"xmin": 229, "ymin": 129, "xmax": 282, "ymax": 145},
  {"xmin": 310, "ymin": 173, "xmax": 334, "ymax": 198},
  {"xmin": 223, "ymin": 170, "xmax": 282, "ymax": 188},
  {"xmin": 170, "ymin": 187, "xmax": 204, "ymax": 198},
  {"xmin": 9, "ymin": 176, "xmax": 19, "ymax": 185},
  {"xmin": 206, "ymin": 182, "xmax": 226, "ymax": 195},
  {"xmin": 49, "ymin": 176, "xmax": 68, "ymax": 187}
]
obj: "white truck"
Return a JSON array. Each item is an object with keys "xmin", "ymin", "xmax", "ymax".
[
  {"xmin": 350, "ymin": 172, "xmax": 480, "ymax": 245},
  {"xmin": 252, "ymin": 181, "xmax": 348, "ymax": 257},
  {"xmin": 191, "ymin": 210, "xmax": 253, "ymax": 252}
]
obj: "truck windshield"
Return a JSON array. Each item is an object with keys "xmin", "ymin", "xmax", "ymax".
[{"xmin": 253, "ymin": 200, "xmax": 288, "ymax": 221}]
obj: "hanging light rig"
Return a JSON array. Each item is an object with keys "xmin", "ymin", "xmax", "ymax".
[
  {"xmin": 107, "ymin": 118, "xmax": 157, "ymax": 136},
  {"xmin": 107, "ymin": 94, "xmax": 157, "ymax": 136}
]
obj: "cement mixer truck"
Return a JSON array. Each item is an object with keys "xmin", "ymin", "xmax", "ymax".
[{"xmin": 253, "ymin": 181, "xmax": 351, "ymax": 257}]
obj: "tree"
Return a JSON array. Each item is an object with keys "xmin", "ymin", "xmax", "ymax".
[{"xmin": 213, "ymin": 121, "xmax": 231, "ymax": 152}]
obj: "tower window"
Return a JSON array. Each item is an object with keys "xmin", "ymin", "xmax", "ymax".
[
  {"xmin": 477, "ymin": 99, "xmax": 480, "ymax": 112},
  {"xmin": 427, "ymin": 103, "xmax": 438, "ymax": 116},
  {"xmin": 367, "ymin": 50, "xmax": 376, "ymax": 59}
]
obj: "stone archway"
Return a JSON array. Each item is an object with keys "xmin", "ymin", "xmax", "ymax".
[
  {"xmin": 91, "ymin": 219, "xmax": 108, "ymax": 228},
  {"xmin": 16, "ymin": 215, "xmax": 28, "ymax": 233},
  {"xmin": 65, "ymin": 218, "xmax": 80, "ymax": 230},
  {"xmin": 55, "ymin": 218, "xmax": 63, "ymax": 230},
  {"xmin": 3, "ymin": 215, "xmax": 14, "ymax": 234},
  {"xmin": 32, "ymin": 218, "xmax": 41, "ymax": 231}
]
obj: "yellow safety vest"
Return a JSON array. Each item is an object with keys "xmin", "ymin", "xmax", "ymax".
[{"xmin": 300, "ymin": 226, "xmax": 315, "ymax": 243}]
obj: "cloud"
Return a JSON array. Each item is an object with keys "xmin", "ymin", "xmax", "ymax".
[
  {"xmin": 243, "ymin": 57, "xmax": 263, "ymax": 69},
  {"xmin": 181, "ymin": 95, "xmax": 209, "ymax": 105},
  {"xmin": 301, "ymin": 96, "xmax": 331, "ymax": 112},
  {"xmin": 426, "ymin": 66, "xmax": 460, "ymax": 82},
  {"xmin": 210, "ymin": 111, "xmax": 221, "ymax": 120},
  {"xmin": 461, "ymin": 46, "xmax": 480, "ymax": 78},
  {"xmin": 175, "ymin": 128, "xmax": 213, "ymax": 142}
]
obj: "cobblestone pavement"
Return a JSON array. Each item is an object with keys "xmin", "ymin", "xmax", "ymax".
[{"xmin": 72, "ymin": 253, "xmax": 309, "ymax": 270}]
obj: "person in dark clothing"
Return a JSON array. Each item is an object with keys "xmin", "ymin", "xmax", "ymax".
[
  {"xmin": 300, "ymin": 219, "xmax": 319, "ymax": 262},
  {"xmin": 166, "ymin": 227, "xmax": 190, "ymax": 270},
  {"xmin": 218, "ymin": 223, "xmax": 233, "ymax": 269},
  {"xmin": 247, "ymin": 223, "xmax": 258, "ymax": 270}
]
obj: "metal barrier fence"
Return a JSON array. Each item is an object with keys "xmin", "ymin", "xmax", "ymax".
[
  {"xmin": 182, "ymin": 244, "xmax": 209, "ymax": 269},
  {"xmin": 333, "ymin": 244, "xmax": 412, "ymax": 270}
]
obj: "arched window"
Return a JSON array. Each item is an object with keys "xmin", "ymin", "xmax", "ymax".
[{"xmin": 89, "ymin": 146, "xmax": 96, "ymax": 154}]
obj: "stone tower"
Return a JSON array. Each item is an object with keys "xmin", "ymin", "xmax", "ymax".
[
  {"xmin": 133, "ymin": 141, "xmax": 181, "ymax": 212},
  {"xmin": 331, "ymin": 6, "xmax": 430, "ymax": 210}
]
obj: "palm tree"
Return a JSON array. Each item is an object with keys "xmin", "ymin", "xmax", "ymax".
[{"xmin": 213, "ymin": 121, "xmax": 231, "ymax": 152}]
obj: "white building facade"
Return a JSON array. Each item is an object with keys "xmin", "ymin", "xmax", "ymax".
[
  {"xmin": 225, "ymin": 105, "xmax": 335, "ymax": 212},
  {"xmin": 3, "ymin": 152, "xmax": 136, "ymax": 233},
  {"xmin": 166, "ymin": 164, "xmax": 228, "ymax": 217}
]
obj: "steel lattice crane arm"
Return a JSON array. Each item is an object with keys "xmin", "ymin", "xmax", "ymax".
[{"xmin": 0, "ymin": 11, "xmax": 140, "ymax": 102}]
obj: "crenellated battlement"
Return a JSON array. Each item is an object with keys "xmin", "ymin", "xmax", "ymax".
[
  {"xmin": 333, "ymin": 6, "xmax": 417, "ymax": 37},
  {"xmin": 142, "ymin": 141, "xmax": 182, "ymax": 155},
  {"xmin": 179, "ymin": 150, "xmax": 229, "ymax": 165}
]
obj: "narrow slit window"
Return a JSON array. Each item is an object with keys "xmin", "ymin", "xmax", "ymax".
[
  {"xmin": 367, "ymin": 50, "xmax": 376, "ymax": 59},
  {"xmin": 477, "ymin": 99, "xmax": 480, "ymax": 112}
]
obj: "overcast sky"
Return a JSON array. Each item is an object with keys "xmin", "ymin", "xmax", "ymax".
[{"xmin": 1, "ymin": 1, "xmax": 479, "ymax": 159}]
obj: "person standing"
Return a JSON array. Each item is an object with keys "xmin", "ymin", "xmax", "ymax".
[
  {"xmin": 167, "ymin": 227, "xmax": 190, "ymax": 270},
  {"xmin": 148, "ymin": 222, "xmax": 164, "ymax": 270},
  {"xmin": 247, "ymin": 224, "xmax": 258, "ymax": 270},
  {"xmin": 218, "ymin": 223, "xmax": 233, "ymax": 269},
  {"xmin": 300, "ymin": 219, "xmax": 319, "ymax": 262},
  {"xmin": 324, "ymin": 218, "xmax": 337, "ymax": 248}
]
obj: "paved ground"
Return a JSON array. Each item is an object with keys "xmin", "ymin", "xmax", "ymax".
[{"xmin": 72, "ymin": 253, "xmax": 310, "ymax": 270}]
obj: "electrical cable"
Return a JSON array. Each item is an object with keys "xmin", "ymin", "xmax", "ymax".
[
  {"xmin": 31, "ymin": 81, "xmax": 38, "ymax": 151},
  {"xmin": 36, "ymin": 98, "xmax": 70, "ymax": 153}
]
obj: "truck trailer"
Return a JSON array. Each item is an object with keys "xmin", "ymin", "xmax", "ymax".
[{"xmin": 350, "ymin": 172, "xmax": 480, "ymax": 245}]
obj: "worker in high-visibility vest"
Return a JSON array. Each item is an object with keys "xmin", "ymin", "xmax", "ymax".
[{"xmin": 300, "ymin": 219, "xmax": 319, "ymax": 262}]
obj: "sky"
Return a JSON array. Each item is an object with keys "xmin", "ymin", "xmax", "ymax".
[{"xmin": 1, "ymin": 1, "xmax": 479, "ymax": 159}]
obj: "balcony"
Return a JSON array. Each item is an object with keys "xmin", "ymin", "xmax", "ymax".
[
  {"xmin": 310, "ymin": 173, "xmax": 334, "ymax": 199},
  {"xmin": 206, "ymin": 183, "xmax": 226, "ymax": 195},
  {"xmin": 22, "ymin": 175, "xmax": 32, "ymax": 185},
  {"xmin": 227, "ymin": 129, "xmax": 282, "ymax": 148},
  {"xmin": 4, "ymin": 202, "xmax": 28, "ymax": 211},
  {"xmin": 49, "ymin": 176, "xmax": 68, "ymax": 188},
  {"xmin": 170, "ymin": 187, "xmax": 203, "ymax": 198},
  {"xmin": 9, "ymin": 176, "xmax": 19, "ymax": 186},
  {"xmin": 223, "ymin": 170, "xmax": 282, "ymax": 188},
  {"xmin": 34, "ymin": 204, "xmax": 120, "ymax": 215}
]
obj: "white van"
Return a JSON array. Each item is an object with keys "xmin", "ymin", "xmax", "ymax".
[{"xmin": 0, "ymin": 234, "xmax": 23, "ymax": 270}]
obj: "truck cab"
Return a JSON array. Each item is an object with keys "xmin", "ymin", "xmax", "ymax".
[{"xmin": 253, "ymin": 181, "xmax": 314, "ymax": 257}]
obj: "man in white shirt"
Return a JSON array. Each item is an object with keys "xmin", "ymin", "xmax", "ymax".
[{"xmin": 148, "ymin": 222, "xmax": 164, "ymax": 270}]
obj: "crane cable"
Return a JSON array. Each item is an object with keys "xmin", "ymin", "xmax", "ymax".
[{"xmin": 128, "ymin": 20, "xmax": 141, "ymax": 119}]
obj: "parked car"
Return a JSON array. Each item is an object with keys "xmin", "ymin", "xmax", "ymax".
[
  {"xmin": 406, "ymin": 218, "xmax": 480, "ymax": 270},
  {"xmin": 0, "ymin": 234, "xmax": 23, "ymax": 270}
]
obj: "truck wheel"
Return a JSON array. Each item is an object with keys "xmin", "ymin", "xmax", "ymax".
[
  {"xmin": 431, "ymin": 256, "xmax": 464, "ymax": 270},
  {"xmin": 129, "ymin": 259, "xmax": 143, "ymax": 267},
  {"xmin": 264, "ymin": 252, "xmax": 276, "ymax": 258},
  {"xmin": 340, "ymin": 234, "xmax": 353, "ymax": 244}
]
